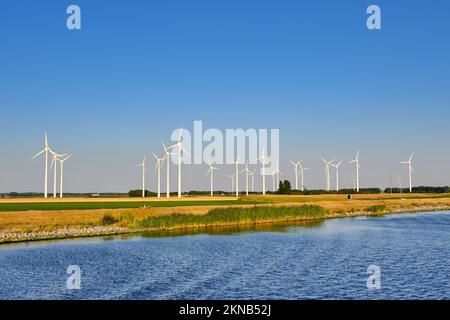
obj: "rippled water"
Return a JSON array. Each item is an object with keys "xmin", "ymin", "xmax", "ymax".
[{"xmin": 0, "ymin": 211, "xmax": 449, "ymax": 299}]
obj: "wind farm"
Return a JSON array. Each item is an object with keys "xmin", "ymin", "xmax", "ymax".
[{"xmin": 0, "ymin": 127, "xmax": 449, "ymax": 246}]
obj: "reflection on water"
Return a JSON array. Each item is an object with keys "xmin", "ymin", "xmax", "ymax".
[
  {"xmin": 0, "ymin": 220, "xmax": 325, "ymax": 249},
  {"xmin": 140, "ymin": 219, "xmax": 325, "ymax": 238}
]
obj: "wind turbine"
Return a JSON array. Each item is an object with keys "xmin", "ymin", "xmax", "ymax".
[
  {"xmin": 50, "ymin": 151, "xmax": 68, "ymax": 198},
  {"xmin": 331, "ymin": 161, "xmax": 343, "ymax": 191},
  {"xmin": 298, "ymin": 163, "xmax": 309, "ymax": 192},
  {"xmin": 401, "ymin": 153, "xmax": 414, "ymax": 193},
  {"xmin": 162, "ymin": 141, "xmax": 175, "ymax": 198},
  {"xmin": 249, "ymin": 170, "xmax": 255, "ymax": 193},
  {"xmin": 272, "ymin": 167, "xmax": 282, "ymax": 192},
  {"xmin": 290, "ymin": 161, "xmax": 301, "ymax": 190},
  {"xmin": 398, "ymin": 176, "xmax": 403, "ymax": 193},
  {"xmin": 257, "ymin": 149, "xmax": 269, "ymax": 195},
  {"xmin": 152, "ymin": 152, "xmax": 166, "ymax": 198},
  {"xmin": 227, "ymin": 173, "xmax": 235, "ymax": 193},
  {"xmin": 170, "ymin": 128, "xmax": 190, "ymax": 198},
  {"xmin": 137, "ymin": 157, "xmax": 147, "ymax": 198},
  {"xmin": 57, "ymin": 154, "xmax": 72, "ymax": 198},
  {"xmin": 321, "ymin": 157, "xmax": 335, "ymax": 191},
  {"xmin": 32, "ymin": 132, "xmax": 53, "ymax": 198},
  {"xmin": 232, "ymin": 158, "xmax": 240, "ymax": 197},
  {"xmin": 206, "ymin": 163, "xmax": 219, "ymax": 196},
  {"xmin": 349, "ymin": 151, "xmax": 361, "ymax": 192},
  {"xmin": 241, "ymin": 162, "xmax": 251, "ymax": 196}
]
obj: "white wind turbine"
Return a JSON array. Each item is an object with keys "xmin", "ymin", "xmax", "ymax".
[
  {"xmin": 349, "ymin": 151, "xmax": 361, "ymax": 192},
  {"xmin": 137, "ymin": 157, "xmax": 147, "ymax": 198},
  {"xmin": 232, "ymin": 158, "xmax": 240, "ymax": 197},
  {"xmin": 241, "ymin": 162, "xmax": 251, "ymax": 196},
  {"xmin": 162, "ymin": 141, "xmax": 175, "ymax": 198},
  {"xmin": 398, "ymin": 176, "xmax": 403, "ymax": 193},
  {"xmin": 170, "ymin": 128, "xmax": 190, "ymax": 198},
  {"xmin": 272, "ymin": 171, "xmax": 276, "ymax": 192},
  {"xmin": 152, "ymin": 152, "xmax": 166, "ymax": 198},
  {"xmin": 56, "ymin": 154, "xmax": 72, "ymax": 198},
  {"xmin": 290, "ymin": 161, "xmax": 301, "ymax": 190},
  {"xmin": 401, "ymin": 153, "xmax": 414, "ymax": 193},
  {"xmin": 272, "ymin": 167, "xmax": 282, "ymax": 192},
  {"xmin": 321, "ymin": 157, "xmax": 335, "ymax": 191},
  {"xmin": 50, "ymin": 151, "xmax": 68, "ymax": 198},
  {"xmin": 249, "ymin": 170, "xmax": 255, "ymax": 193},
  {"xmin": 206, "ymin": 163, "xmax": 219, "ymax": 196},
  {"xmin": 298, "ymin": 162, "xmax": 309, "ymax": 192},
  {"xmin": 257, "ymin": 149, "xmax": 269, "ymax": 195},
  {"xmin": 227, "ymin": 173, "xmax": 235, "ymax": 193},
  {"xmin": 32, "ymin": 132, "xmax": 53, "ymax": 198},
  {"xmin": 331, "ymin": 161, "xmax": 343, "ymax": 191}
]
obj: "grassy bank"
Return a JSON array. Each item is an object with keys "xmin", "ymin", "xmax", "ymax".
[{"xmin": 139, "ymin": 205, "xmax": 327, "ymax": 230}]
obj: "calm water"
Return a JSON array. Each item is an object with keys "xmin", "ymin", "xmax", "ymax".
[{"xmin": 0, "ymin": 211, "xmax": 449, "ymax": 300}]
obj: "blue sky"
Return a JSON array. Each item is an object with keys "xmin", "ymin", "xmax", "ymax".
[{"xmin": 1, "ymin": 0, "xmax": 450, "ymax": 193}]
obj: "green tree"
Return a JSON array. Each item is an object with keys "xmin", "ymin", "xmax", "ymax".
[{"xmin": 278, "ymin": 180, "xmax": 292, "ymax": 194}]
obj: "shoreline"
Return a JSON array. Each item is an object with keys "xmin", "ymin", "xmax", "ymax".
[{"xmin": 1, "ymin": 204, "xmax": 449, "ymax": 245}]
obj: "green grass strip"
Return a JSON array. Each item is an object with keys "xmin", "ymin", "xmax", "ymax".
[
  {"xmin": 0, "ymin": 200, "xmax": 264, "ymax": 212},
  {"xmin": 139, "ymin": 205, "xmax": 327, "ymax": 229}
]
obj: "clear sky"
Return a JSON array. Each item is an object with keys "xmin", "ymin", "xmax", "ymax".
[{"xmin": 1, "ymin": 0, "xmax": 449, "ymax": 193}]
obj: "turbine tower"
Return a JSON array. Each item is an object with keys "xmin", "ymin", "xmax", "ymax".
[
  {"xmin": 241, "ymin": 162, "xmax": 251, "ymax": 196},
  {"xmin": 401, "ymin": 153, "xmax": 414, "ymax": 193},
  {"xmin": 298, "ymin": 163, "xmax": 309, "ymax": 192},
  {"xmin": 321, "ymin": 157, "xmax": 335, "ymax": 191},
  {"xmin": 137, "ymin": 157, "xmax": 147, "ymax": 198},
  {"xmin": 331, "ymin": 161, "xmax": 343, "ymax": 191},
  {"xmin": 162, "ymin": 142, "xmax": 175, "ymax": 198},
  {"xmin": 50, "ymin": 151, "xmax": 68, "ymax": 198},
  {"xmin": 152, "ymin": 152, "xmax": 166, "ymax": 198},
  {"xmin": 272, "ymin": 167, "xmax": 282, "ymax": 192},
  {"xmin": 249, "ymin": 170, "xmax": 255, "ymax": 193},
  {"xmin": 290, "ymin": 161, "xmax": 301, "ymax": 190},
  {"xmin": 170, "ymin": 128, "xmax": 190, "ymax": 198},
  {"xmin": 232, "ymin": 158, "xmax": 240, "ymax": 197},
  {"xmin": 227, "ymin": 173, "xmax": 235, "ymax": 193},
  {"xmin": 257, "ymin": 149, "xmax": 269, "ymax": 195},
  {"xmin": 206, "ymin": 163, "xmax": 219, "ymax": 196},
  {"xmin": 57, "ymin": 154, "xmax": 72, "ymax": 198},
  {"xmin": 32, "ymin": 132, "xmax": 53, "ymax": 198},
  {"xmin": 349, "ymin": 151, "xmax": 361, "ymax": 192}
]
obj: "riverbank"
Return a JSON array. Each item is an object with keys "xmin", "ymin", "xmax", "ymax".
[{"xmin": 1, "ymin": 194, "xmax": 450, "ymax": 244}]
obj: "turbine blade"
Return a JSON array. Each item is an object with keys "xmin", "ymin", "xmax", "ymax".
[
  {"xmin": 31, "ymin": 149, "xmax": 45, "ymax": 159},
  {"xmin": 181, "ymin": 146, "xmax": 190, "ymax": 156},
  {"xmin": 178, "ymin": 127, "xmax": 183, "ymax": 142}
]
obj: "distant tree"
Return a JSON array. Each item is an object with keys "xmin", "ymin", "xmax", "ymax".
[
  {"xmin": 383, "ymin": 186, "xmax": 450, "ymax": 194},
  {"xmin": 278, "ymin": 180, "xmax": 292, "ymax": 194},
  {"xmin": 128, "ymin": 190, "xmax": 156, "ymax": 197}
]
